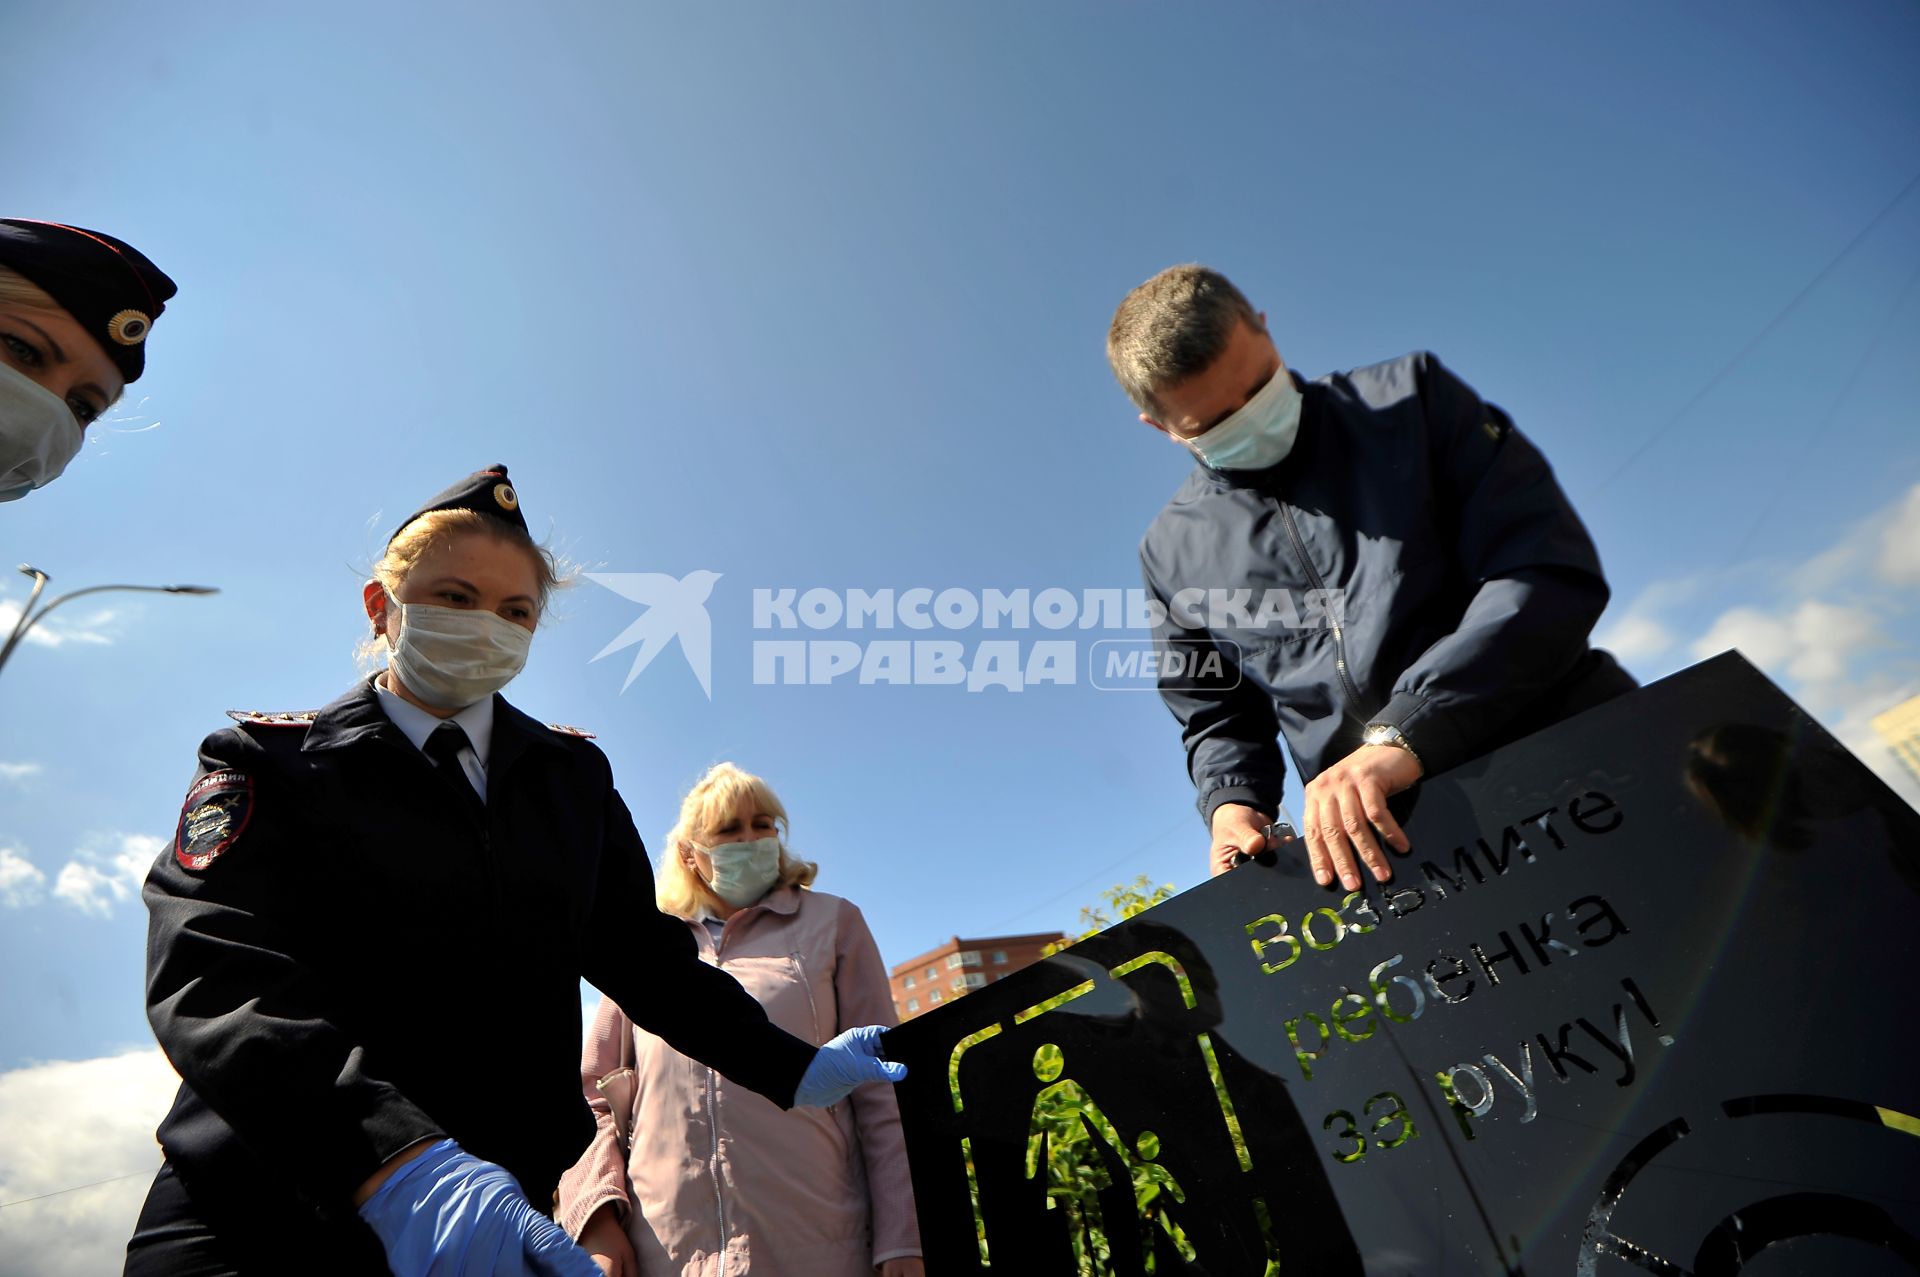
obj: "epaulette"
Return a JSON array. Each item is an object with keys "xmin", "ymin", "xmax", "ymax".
[
  {"xmin": 226, "ymin": 709, "xmax": 319, "ymax": 727},
  {"xmin": 546, "ymin": 722, "xmax": 596, "ymax": 739}
]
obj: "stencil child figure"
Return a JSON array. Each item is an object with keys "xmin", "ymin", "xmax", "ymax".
[{"xmin": 1130, "ymin": 1130, "xmax": 1197, "ymax": 1272}]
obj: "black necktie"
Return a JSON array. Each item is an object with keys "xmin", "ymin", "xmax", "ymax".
[{"xmin": 423, "ymin": 722, "xmax": 485, "ymax": 823}]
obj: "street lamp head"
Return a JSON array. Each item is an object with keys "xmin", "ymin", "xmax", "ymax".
[
  {"xmin": 165, "ymin": 586, "xmax": 220, "ymax": 596},
  {"xmin": 17, "ymin": 564, "xmax": 46, "ymax": 581}
]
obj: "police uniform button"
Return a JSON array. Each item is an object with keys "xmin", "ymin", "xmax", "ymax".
[{"xmin": 107, "ymin": 308, "xmax": 151, "ymax": 345}]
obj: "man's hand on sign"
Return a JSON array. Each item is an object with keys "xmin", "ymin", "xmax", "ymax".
[
  {"xmin": 1300, "ymin": 744, "xmax": 1421, "ymax": 891},
  {"xmin": 1208, "ymin": 803, "xmax": 1274, "ymax": 877}
]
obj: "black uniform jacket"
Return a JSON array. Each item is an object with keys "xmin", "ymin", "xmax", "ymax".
[
  {"xmin": 142, "ymin": 678, "xmax": 819, "ymax": 1236},
  {"xmin": 1141, "ymin": 352, "xmax": 1636, "ymax": 826}
]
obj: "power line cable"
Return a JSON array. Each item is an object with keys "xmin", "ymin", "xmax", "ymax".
[
  {"xmin": 983, "ymin": 813, "xmax": 1192, "ymax": 933},
  {"xmin": 0, "ymin": 1168, "xmax": 153, "ymax": 1210},
  {"xmin": 1594, "ymin": 167, "xmax": 1920, "ymax": 494},
  {"xmin": 1719, "ymin": 256, "xmax": 1920, "ymax": 568}
]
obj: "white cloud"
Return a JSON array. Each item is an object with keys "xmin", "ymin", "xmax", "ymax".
[
  {"xmin": 1594, "ymin": 611, "xmax": 1674, "ymax": 665},
  {"xmin": 0, "ymin": 598, "xmax": 117, "ymax": 649},
  {"xmin": 49, "ymin": 834, "xmax": 164, "ymax": 920},
  {"xmin": 1619, "ymin": 482, "xmax": 1920, "ymax": 809},
  {"xmin": 51, "ymin": 863, "xmax": 126, "ymax": 919},
  {"xmin": 1876, "ymin": 484, "xmax": 1920, "ymax": 587},
  {"xmin": 0, "ymin": 1048, "xmax": 177, "ymax": 1277},
  {"xmin": 0, "ymin": 762, "xmax": 42, "ymax": 785},
  {"xmin": 0, "ymin": 848, "xmax": 47, "ymax": 908},
  {"xmin": 1595, "ymin": 575, "xmax": 1704, "ymax": 670},
  {"xmin": 1690, "ymin": 599, "xmax": 1886, "ymax": 688}
]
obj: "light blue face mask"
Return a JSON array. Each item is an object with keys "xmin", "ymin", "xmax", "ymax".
[
  {"xmin": 0, "ymin": 362, "xmax": 84, "ymax": 501},
  {"xmin": 1183, "ymin": 365, "xmax": 1302, "ymax": 472},
  {"xmin": 700, "ymin": 835, "xmax": 783, "ymax": 908}
]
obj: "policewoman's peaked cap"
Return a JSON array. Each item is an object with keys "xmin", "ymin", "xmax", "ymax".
[
  {"xmin": 389, "ymin": 465, "xmax": 529, "ymax": 545},
  {"xmin": 0, "ymin": 218, "xmax": 178, "ymax": 383}
]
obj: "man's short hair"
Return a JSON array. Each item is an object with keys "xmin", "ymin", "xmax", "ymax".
[{"xmin": 1106, "ymin": 264, "xmax": 1262, "ymax": 417}]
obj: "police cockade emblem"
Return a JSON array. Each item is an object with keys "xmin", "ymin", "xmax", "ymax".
[
  {"xmin": 107, "ymin": 308, "xmax": 151, "ymax": 346},
  {"xmin": 493, "ymin": 483, "xmax": 518, "ymax": 512},
  {"xmin": 174, "ymin": 769, "xmax": 254, "ymax": 871}
]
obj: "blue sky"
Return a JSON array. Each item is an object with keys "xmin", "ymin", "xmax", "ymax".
[{"xmin": 1, "ymin": 2, "xmax": 1917, "ymax": 1250}]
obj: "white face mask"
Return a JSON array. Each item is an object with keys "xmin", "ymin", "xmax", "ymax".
[
  {"xmin": 1183, "ymin": 365, "xmax": 1302, "ymax": 472},
  {"xmin": 386, "ymin": 601, "xmax": 533, "ymax": 709},
  {"xmin": 698, "ymin": 835, "xmax": 783, "ymax": 908},
  {"xmin": 0, "ymin": 362, "xmax": 83, "ymax": 502}
]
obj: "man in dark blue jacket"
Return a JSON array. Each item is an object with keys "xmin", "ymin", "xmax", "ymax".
[{"xmin": 1110, "ymin": 264, "xmax": 1635, "ymax": 893}]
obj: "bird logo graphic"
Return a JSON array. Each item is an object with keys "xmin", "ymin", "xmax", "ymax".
[{"xmin": 586, "ymin": 570, "xmax": 723, "ymax": 697}]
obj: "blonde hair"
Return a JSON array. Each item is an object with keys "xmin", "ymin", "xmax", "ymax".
[
  {"xmin": 655, "ymin": 762, "xmax": 818, "ymax": 920},
  {"xmin": 355, "ymin": 508, "xmax": 568, "ymax": 668},
  {"xmin": 0, "ymin": 265, "xmax": 63, "ymax": 312},
  {"xmin": 1107, "ymin": 264, "xmax": 1263, "ymax": 417}
]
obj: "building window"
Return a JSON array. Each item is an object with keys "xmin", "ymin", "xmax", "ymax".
[
  {"xmin": 930, "ymin": 990, "xmax": 942, "ymax": 1003},
  {"xmin": 904, "ymin": 974, "xmax": 916, "ymax": 989},
  {"xmin": 907, "ymin": 998, "xmax": 919, "ymax": 1012},
  {"xmin": 962, "ymin": 949, "xmax": 982, "ymax": 966},
  {"xmin": 925, "ymin": 966, "xmax": 937, "ymax": 979},
  {"xmin": 946, "ymin": 953, "xmax": 963, "ymax": 969},
  {"xmin": 992, "ymin": 950, "xmax": 1008, "ymax": 965}
]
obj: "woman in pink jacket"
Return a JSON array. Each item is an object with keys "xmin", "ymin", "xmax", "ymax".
[{"xmin": 558, "ymin": 762, "xmax": 924, "ymax": 1277}]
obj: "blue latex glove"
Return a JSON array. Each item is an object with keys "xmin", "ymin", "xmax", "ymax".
[
  {"xmin": 794, "ymin": 1024, "xmax": 908, "ymax": 1107},
  {"xmin": 357, "ymin": 1139, "xmax": 602, "ymax": 1277}
]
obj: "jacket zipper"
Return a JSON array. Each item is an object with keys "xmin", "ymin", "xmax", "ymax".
[
  {"xmin": 789, "ymin": 950, "xmax": 837, "ymax": 1117},
  {"xmin": 705, "ymin": 1066, "xmax": 726, "ymax": 1276},
  {"xmin": 1278, "ymin": 501, "xmax": 1368, "ymax": 725},
  {"xmin": 707, "ymin": 930, "xmax": 729, "ymax": 1277}
]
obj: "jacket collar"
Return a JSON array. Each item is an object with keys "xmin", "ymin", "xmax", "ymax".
[
  {"xmin": 754, "ymin": 883, "xmax": 804, "ymax": 918},
  {"xmin": 700, "ymin": 883, "xmax": 805, "ymax": 927},
  {"xmin": 303, "ymin": 675, "xmax": 569, "ymax": 775}
]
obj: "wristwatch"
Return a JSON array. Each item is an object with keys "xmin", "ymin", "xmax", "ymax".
[{"xmin": 1362, "ymin": 722, "xmax": 1421, "ymax": 767}]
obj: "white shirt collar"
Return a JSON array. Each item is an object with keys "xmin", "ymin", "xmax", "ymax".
[{"xmin": 372, "ymin": 675, "xmax": 494, "ymax": 768}]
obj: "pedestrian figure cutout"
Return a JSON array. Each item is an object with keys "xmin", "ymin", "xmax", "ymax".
[
  {"xmin": 1025, "ymin": 1043, "xmax": 1195, "ymax": 1275},
  {"xmin": 1130, "ymin": 1130, "xmax": 1197, "ymax": 1272}
]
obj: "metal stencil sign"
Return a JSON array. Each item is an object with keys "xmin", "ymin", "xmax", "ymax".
[{"xmin": 884, "ymin": 654, "xmax": 1920, "ymax": 1275}]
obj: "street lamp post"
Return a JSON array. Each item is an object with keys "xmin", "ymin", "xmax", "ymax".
[{"xmin": 0, "ymin": 564, "xmax": 219, "ymax": 676}]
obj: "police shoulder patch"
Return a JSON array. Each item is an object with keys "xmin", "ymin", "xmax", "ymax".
[
  {"xmin": 226, "ymin": 709, "xmax": 318, "ymax": 727},
  {"xmin": 546, "ymin": 722, "xmax": 596, "ymax": 739},
  {"xmin": 175, "ymin": 769, "xmax": 255, "ymax": 871}
]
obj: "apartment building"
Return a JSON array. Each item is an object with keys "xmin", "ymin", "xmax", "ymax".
[{"xmin": 888, "ymin": 930, "xmax": 1066, "ymax": 1021}]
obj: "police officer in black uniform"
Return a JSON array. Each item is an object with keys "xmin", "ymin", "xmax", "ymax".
[
  {"xmin": 127, "ymin": 468, "xmax": 903, "ymax": 1276},
  {"xmin": 1, "ymin": 218, "xmax": 176, "ymax": 501}
]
